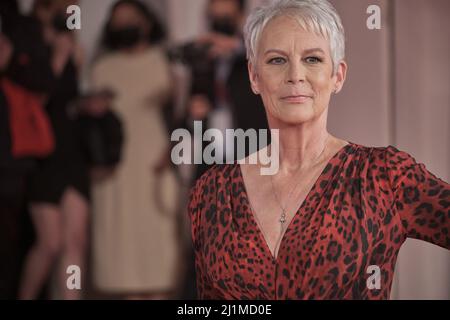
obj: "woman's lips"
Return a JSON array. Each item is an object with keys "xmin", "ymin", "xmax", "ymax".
[{"xmin": 280, "ymin": 95, "xmax": 312, "ymax": 103}]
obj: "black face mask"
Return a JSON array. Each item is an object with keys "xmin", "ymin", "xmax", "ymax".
[
  {"xmin": 210, "ymin": 17, "xmax": 236, "ymax": 36},
  {"xmin": 52, "ymin": 12, "xmax": 69, "ymax": 33},
  {"xmin": 106, "ymin": 26, "xmax": 142, "ymax": 50}
]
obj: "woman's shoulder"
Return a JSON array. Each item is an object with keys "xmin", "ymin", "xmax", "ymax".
[
  {"xmin": 349, "ymin": 142, "xmax": 422, "ymax": 187},
  {"xmin": 92, "ymin": 52, "xmax": 122, "ymax": 73},
  {"xmin": 92, "ymin": 46, "xmax": 164, "ymax": 67},
  {"xmin": 132, "ymin": 45, "xmax": 168, "ymax": 65},
  {"xmin": 190, "ymin": 164, "xmax": 237, "ymax": 193},
  {"xmin": 349, "ymin": 142, "xmax": 416, "ymax": 165},
  {"xmin": 187, "ymin": 164, "xmax": 236, "ymax": 240},
  {"xmin": 145, "ymin": 45, "xmax": 167, "ymax": 57},
  {"xmin": 188, "ymin": 164, "xmax": 241, "ymax": 209}
]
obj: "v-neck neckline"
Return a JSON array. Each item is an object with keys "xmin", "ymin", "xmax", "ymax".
[{"xmin": 237, "ymin": 142, "xmax": 355, "ymax": 262}]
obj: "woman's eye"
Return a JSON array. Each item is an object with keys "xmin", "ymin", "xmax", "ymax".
[
  {"xmin": 305, "ymin": 56, "xmax": 322, "ymax": 64},
  {"xmin": 267, "ymin": 57, "xmax": 286, "ymax": 65}
]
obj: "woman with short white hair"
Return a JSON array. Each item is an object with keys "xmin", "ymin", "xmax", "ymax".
[{"xmin": 188, "ymin": 0, "xmax": 450, "ymax": 299}]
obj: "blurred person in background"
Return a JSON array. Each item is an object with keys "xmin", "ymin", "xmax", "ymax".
[
  {"xmin": 175, "ymin": 0, "xmax": 268, "ymax": 183},
  {"xmin": 18, "ymin": 0, "xmax": 90, "ymax": 300},
  {"xmin": 171, "ymin": 0, "xmax": 269, "ymax": 299},
  {"xmin": 0, "ymin": 0, "xmax": 55, "ymax": 299},
  {"xmin": 90, "ymin": 0, "xmax": 178, "ymax": 299}
]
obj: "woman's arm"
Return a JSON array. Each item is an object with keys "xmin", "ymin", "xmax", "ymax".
[
  {"xmin": 386, "ymin": 146, "xmax": 450, "ymax": 249},
  {"xmin": 188, "ymin": 177, "xmax": 213, "ymax": 299}
]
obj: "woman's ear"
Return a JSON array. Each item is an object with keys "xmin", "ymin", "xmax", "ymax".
[
  {"xmin": 333, "ymin": 60, "xmax": 348, "ymax": 94},
  {"xmin": 248, "ymin": 61, "xmax": 260, "ymax": 95}
]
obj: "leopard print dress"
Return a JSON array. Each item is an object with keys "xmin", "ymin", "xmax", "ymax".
[{"xmin": 188, "ymin": 142, "xmax": 450, "ymax": 299}]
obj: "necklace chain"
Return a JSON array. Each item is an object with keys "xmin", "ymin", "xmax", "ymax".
[{"xmin": 270, "ymin": 135, "xmax": 330, "ymax": 225}]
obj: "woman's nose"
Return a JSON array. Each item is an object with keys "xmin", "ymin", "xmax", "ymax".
[{"xmin": 286, "ymin": 62, "xmax": 305, "ymax": 84}]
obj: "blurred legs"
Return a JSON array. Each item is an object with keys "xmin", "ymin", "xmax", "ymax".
[
  {"xmin": 18, "ymin": 204, "xmax": 62, "ymax": 300},
  {"xmin": 59, "ymin": 187, "xmax": 89, "ymax": 300}
]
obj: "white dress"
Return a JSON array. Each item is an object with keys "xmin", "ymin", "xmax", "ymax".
[{"xmin": 90, "ymin": 47, "xmax": 179, "ymax": 293}]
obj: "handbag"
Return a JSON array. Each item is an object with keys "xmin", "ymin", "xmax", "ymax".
[
  {"xmin": 78, "ymin": 110, "xmax": 124, "ymax": 167},
  {"xmin": 1, "ymin": 77, "xmax": 55, "ymax": 158}
]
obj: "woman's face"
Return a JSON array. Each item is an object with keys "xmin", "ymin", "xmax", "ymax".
[
  {"xmin": 248, "ymin": 16, "xmax": 347, "ymax": 127},
  {"xmin": 110, "ymin": 3, "xmax": 150, "ymax": 34}
]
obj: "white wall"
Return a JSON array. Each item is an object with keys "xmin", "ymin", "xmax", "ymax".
[{"xmin": 78, "ymin": 0, "xmax": 117, "ymax": 90}]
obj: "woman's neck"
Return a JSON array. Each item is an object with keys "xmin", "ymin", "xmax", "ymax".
[
  {"xmin": 268, "ymin": 115, "xmax": 331, "ymax": 175},
  {"xmin": 121, "ymin": 41, "xmax": 150, "ymax": 55}
]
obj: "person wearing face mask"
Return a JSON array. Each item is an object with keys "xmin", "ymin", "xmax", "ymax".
[
  {"xmin": 173, "ymin": 0, "xmax": 270, "ymax": 300},
  {"xmin": 104, "ymin": 24, "xmax": 144, "ymax": 51},
  {"xmin": 182, "ymin": 0, "xmax": 269, "ymax": 184},
  {"xmin": 90, "ymin": 0, "xmax": 178, "ymax": 300}
]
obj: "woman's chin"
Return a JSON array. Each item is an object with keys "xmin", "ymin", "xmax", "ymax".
[{"xmin": 270, "ymin": 107, "xmax": 316, "ymax": 126}]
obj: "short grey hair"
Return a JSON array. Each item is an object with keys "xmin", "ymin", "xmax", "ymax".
[{"xmin": 243, "ymin": 0, "xmax": 345, "ymax": 74}]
